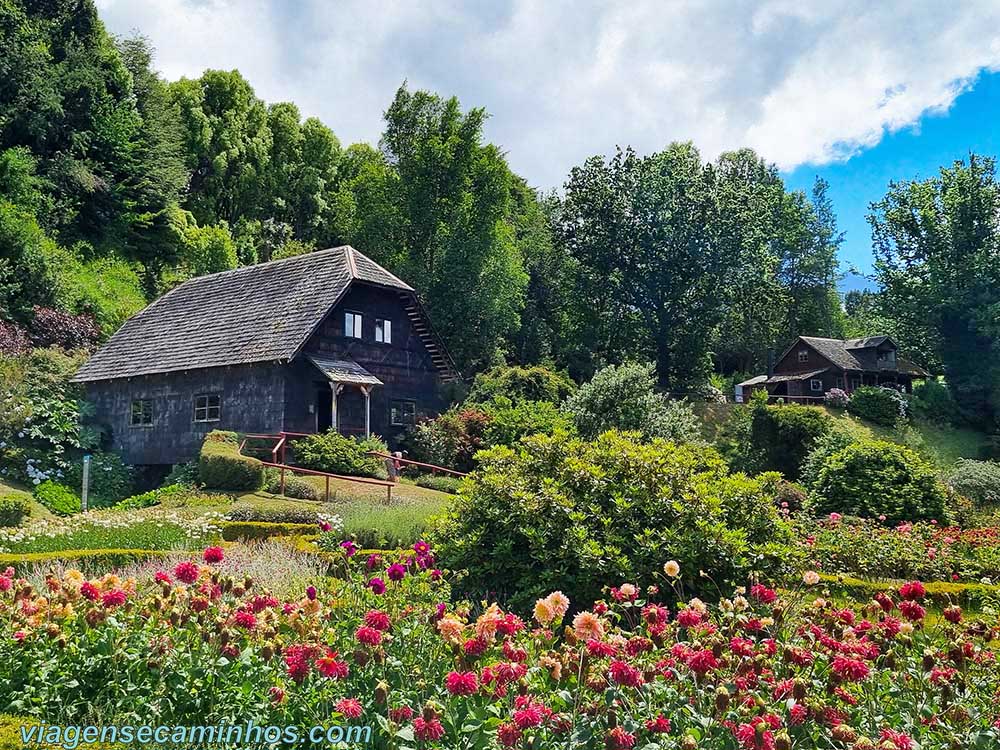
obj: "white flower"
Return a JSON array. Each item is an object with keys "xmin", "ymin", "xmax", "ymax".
[{"xmin": 803, "ymin": 571, "xmax": 820, "ymax": 586}]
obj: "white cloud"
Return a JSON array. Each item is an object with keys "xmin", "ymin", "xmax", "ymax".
[{"xmin": 95, "ymin": 0, "xmax": 1000, "ymax": 188}]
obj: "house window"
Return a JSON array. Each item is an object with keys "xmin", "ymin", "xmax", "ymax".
[
  {"xmin": 798, "ymin": 350, "xmax": 809, "ymax": 363},
  {"xmin": 375, "ymin": 318, "xmax": 392, "ymax": 344},
  {"xmin": 194, "ymin": 394, "xmax": 221, "ymax": 423},
  {"xmin": 390, "ymin": 399, "xmax": 416, "ymax": 427},
  {"xmin": 130, "ymin": 399, "xmax": 153, "ymax": 426},
  {"xmin": 810, "ymin": 379, "xmax": 823, "ymax": 393},
  {"xmin": 344, "ymin": 311, "xmax": 363, "ymax": 339}
]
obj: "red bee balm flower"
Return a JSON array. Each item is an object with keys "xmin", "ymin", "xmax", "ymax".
[
  {"xmin": 898, "ymin": 581, "xmax": 926, "ymax": 601},
  {"xmin": 203, "ymin": 546, "xmax": 224, "ymax": 564},
  {"xmin": 609, "ymin": 660, "xmax": 644, "ymax": 687},
  {"xmin": 831, "ymin": 656, "xmax": 870, "ymax": 682},
  {"xmin": 645, "ymin": 715, "xmax": 671, "ymax": 733},
  {"xmin": 445, "ymin": 671, "xmax": 479, "ymax": 696},
  {"xmin": 101, "ymin": 589, "xmax": 127, "ymax": 608},
  {"xmin": 605, "ymin": 726, "xmax": 636, "ymax": 750},
  {"xmin": 413, "ymin": 718, "xmax": 445, "ymax": 742},
  {"xmin": 355, "ymin": 626, "xmax": 383, "ymax": 647},
  {"xmin": 364, "ymin": 610, "xmax": 392, "ymax": 631},
  {"xmin": 497, "ymin": 722, "xmax": 522, "ymax": 747},
  {"xmin": 173, "ymin": 561, "xmax": 200, "ymax": 584},
  {"xmin": 315, "ymin": 649, "xmax": 349, "ymax": 679},
  {"xmin": 335, "ymin": 698, "xmax": 363, "ymax": 719}
]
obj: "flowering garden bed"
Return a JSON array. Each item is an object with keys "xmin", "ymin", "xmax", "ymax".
[{"xmin": 2, "ymin": 541, "xmax": 999, "ymax": 749}]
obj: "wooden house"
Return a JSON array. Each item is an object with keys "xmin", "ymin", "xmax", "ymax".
[
  {"xmin": 72, "ymin": 246, "xmax": 460, "ymax": 466},
  {"xmin": 737, "ymin": 335, "xmax": 929, "ymax": 403}
]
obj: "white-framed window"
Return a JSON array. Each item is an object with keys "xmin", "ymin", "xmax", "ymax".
[
  {"xmin": 130, "ymin": 399, "xmax": 154, "ymax": 426},
  {"xmin": 798, "ymin": 350, "xmax": 809, "ymax": 363},
  {"xmin": 810, "ymin": 379, "xmax": 823, "ymax": 392},
  {"xmin": 390, "ymin": 399, "xmax": 416, "ymax": 427},
  {"xmin": 344, "ymin": 311, "xmax": 363, "ymax": 339},
  {"xmin": 375, "ymin": 318, "xmax": 392, "ymax": 344},
  {"xmin": 194, "ymin": 393, "xmax": 221, "ymax": 422}
]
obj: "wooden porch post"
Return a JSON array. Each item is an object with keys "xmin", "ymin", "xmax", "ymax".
[
  {"xmin": 361, "ymin": 385, "xmax": 372, "ymax": 438},
  {"xmin": 330, "ymin": 382, "xmax": 344, "ymax": 433}
]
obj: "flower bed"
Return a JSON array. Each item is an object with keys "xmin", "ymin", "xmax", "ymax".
[
  {"xmin": 2, "ymin": 544, "xmax": 999, "ymax": 748},
  {"xmin": 796, "ymin": 514, "xmax": 1000, "ymax": 583}
]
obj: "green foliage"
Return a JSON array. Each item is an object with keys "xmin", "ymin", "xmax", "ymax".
[
  {"xmin": 33, "ymin": 481, "xmax": 80, "ymax": 516},
  {"xmin": 292, "ymin": 432, "xmax": 387, "ymax": 479},
  {"xmin": 409, "ymin": 408, "xmax": 491, "ymax": 473},
  {"xmin": 749, "ymin": 403, "xmax": 831, "ymax": 479},
  {"xmin": 466, "ymin": 365, "xmax": 576, "ymax": 405},
  {"xmin": 799, "ymin": 424, "xmax": 857, "ymax": 489},
  {"xmin": 0, "ymin": 200, "xmax": 59, "ymax": 322},
  {"xmin": 564, "ymin": 362, "xmax": 703, "ymax": 442},
  {"xmin": 112, "ymin": 484, "xmax": 190, "ymax": 511},
  {"xmin": 164, "ymin": 461, "xmax": 200, "ymax": 487},
  {"xmin": 871, "ymin": 153, "xmax": 1000, "ymax": 431},
  {"xmin": 481, "ymin": 397, "xmax": 575, "ymax": 448},
  {"xmin": 63, "ymin": 452, "xmax": 133, "ymax": 509},
  {"xmin": 263, "ymin": 469, "xmax": 322, "ymax": 501},
  {"xmin": 198, "ymin": 431, "xmax": 264, "ymax": 491},
  {"xmin": 815, "ymin": 440, "xmax": 948, "ymax": 524},
  {"xmin": 0, "ymin": 496, "xmax": 30, "ymax": 527},
  {"xmin": 220, "ymin": 521, "xmax": 316, "ymax": 542},
  {"xmin": 432, "ymin": 430, "xmax": 795, "ymax": 610},
  {"xmin": 413, "ymin": 474, "xmax": 462, "ymax": 494},
  {"xmin": 48, "ymin": 250, "xmax": 147, "ymax": 336},
  {"xmin": 948, "ymin": 459, "xmax": 1000, "ymax": 507},
  {"xmin": 180, "ymin": 222, "xmax": 237, "ymax": 276},
  {"xmin": 910, "ymin": 379, "xmax": 959, "ymax": 424},
  {"xmin": 847, "ymin": 385, "xmax": 908, "ymax": 426}
]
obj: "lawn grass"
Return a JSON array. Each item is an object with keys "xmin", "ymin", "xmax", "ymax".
[{"xmin": 0, "ymin": 478, "xmax": 54, "ymax": 521}]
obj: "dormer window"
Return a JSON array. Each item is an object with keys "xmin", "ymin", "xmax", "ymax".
[
  {"xmin": 375, "ymin": 318, "xmax": 392, "ymax": 344},
  {"xmin": 344, "ymin": 311, "xmax": 363, "ymax": 339},
  {"xmin": 798, "ymin": 350, "xmax": 809, "ymax": 363}
]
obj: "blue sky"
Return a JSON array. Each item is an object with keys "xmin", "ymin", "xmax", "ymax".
[{"xmin": 783, "ymin": 71, "xmax": 1000, "ymax": 290}]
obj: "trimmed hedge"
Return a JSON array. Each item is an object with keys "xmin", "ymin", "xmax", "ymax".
[
  {"xmin": 749, "ymin": 403, "xmax": 831, "ymax": 479},
  {"xmin": 220, "ymin": 521, "xmax": 318, "ymax": 542},
  {"xmin": 0, "ymin": 715, "xmax": 123, "ymax": 750},
  {"xmin": 198, "ymin": 431, "xmax": 264, "ymax": 491},
  {"xmin": 33, "ymin": 481, "xmax": 80, "ymax": 515},
  {"xmin": 414, "ymin": 474, "xmax": 463, "ymax": 494},
  {"xmin": 847, "ymin": 385, "xmax": 908, "ymax": 426},
  {"xmin": 0, "ymin": 548, "xmax": 174, "ymax": 568}
]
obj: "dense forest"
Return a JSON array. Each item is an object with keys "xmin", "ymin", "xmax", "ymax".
[{"xmin": 1, "ymin": 0, "xmax": 998, "ymax": 431}]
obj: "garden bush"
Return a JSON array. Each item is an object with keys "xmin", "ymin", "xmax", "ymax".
[
  {"xmin": 823, "ymin": 387, "xmax": 849, "ymax": 408},
  {"xmin": 814, "ymin": 440, "xmax": 948, "ymax": 524},
  {"xmin": 465, "ymin": 364, "xmax": 576, "ymax": 405},
  {"xmin": 220, "ymin": 521, "xmax": 317, "ymax": 542},
  {"xmin": 909, "ymin": 378, "xmax": 958, "ymax": 424},
  {"xmin": 409, "ymin": 408, "xmax": 491, "ymax": 472},
  {"xmin": 0, "ymin": 496, "xmax": 30, "ymax": 527},
  {"xmin": 847, "ymin": 385, "xmax": 908, "ymax": 426},
  {"xmin": 414, "ymin": 474, "xmax": 463, "ymax": 494},
  {"xmin": 113, "ymin": 484, "xmax": 190, "ymax": 511},
  {"xmin": 749, "ymin": 403, "xmax": 831, "ymax": 480},
  {"xmin": 564, "ymin": 361, "xmax": 702, "ymax": 442},
  {"xmin": 292, "ymin": 432, "xmax": 387, "ymax": 479},
  {"xmin": 27, "ymin": 306, "xmax": 101, "ymax": 350},
  {"xmin": 432, "ymin": 430, "xmax": 795, "ymax": 610},
  {"xmin": 63, "ymin": 451, "xmax": 133, "ymax": 508},
  {"xmin": 799, "ymin": 424, "xmax": 857, "ymax": 489},
  {"xmin": 226, "ymin": 506, "xmax": 342, "ymax": 526},
  {"xmin": 481, "ymin": 397, "xmax": 574, "ymax": 447},
  {"xmin": 948, "ymin": 459, "xmax": 1000, "ymax": 507},
  {"xmin": 164, "ymin": 461, "xmax": 200, "ymax": 487},
  {"xmin": 33, "ymin": 481, "xmax": 79, "ymax": 515},
  {"xmin": 263, "ymin": 469, "xmax": 322, "ymax": 501},
  {"xmin": 198, "ymin": 431, "xmax": 264, "ymax": 491}
]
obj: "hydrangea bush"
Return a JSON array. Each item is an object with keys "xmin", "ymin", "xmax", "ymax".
[{"xmin": 1, "ymin": 544, "xmax": 999, "ymax": 749}]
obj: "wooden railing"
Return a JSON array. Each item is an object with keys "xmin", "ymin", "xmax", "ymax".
[{"xmin": 367, "ymin": 451, "xmax": 467, "ymax": 478}]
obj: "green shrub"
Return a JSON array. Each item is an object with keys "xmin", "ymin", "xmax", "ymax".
[
  {"xmin": 909, "ymin": 379, "xmax": 957, "ymax": 424},
  {"xmin": 409, "ymin": 408, "xmax": 492, "ymax": 472},
  {"xmin": 63, "ymin": 451, "xmax": 133, "ymax": 508},
  {"xmin": 220, "ymin": 521, "xmax": 316, "ymax": 541},
  {"xmin": 799, "ymin": 425, "xmax": 857, "ymax": 489},
  {"xmin": 263, "ymin": 469, "xmax": 322, "ymax": 500},
  {"xmin": 113, "ymin": 484, "xmax": 190, "ymax": 511},
  {"xmin": 0, "ymin": 548, "xmax": 172, "ymax": 569},
  {"xmin": 292, "ymin": 432, "xmax": 388, "ymax": 479},
  {"xmin": 198, "ymin": 431, "xmax": 264, "ymax": 491},
  {"xmin": 0, "ymin": 496, "xmax": 30, "ymax": 527},
  {"xmin": 466, "ymin": 364, "xmax": 576, "ymax": 405},
  {"xmin": 749, "ymin": 403, "xmax": 831, "ymax": 480},
  {"xmin": 33, "ymin": 481, "xmax": 80, "ymax": 515},
  {"xmin": 482, "ymin": 397, "xmax": 575, "ymax": 447},
  {"xmin": 847, "ymin": 385, "xmax": 908, "ymax": 426},
  {"xmin": 164, "ymin": 461, "xmax": 200, "ymax": 487},
  {"xmin": 226, "ymin": 506, "xmax": 332, "ymax": 524},
  {"xmin": 564, "ymin": 362, "xmax": 703, "ymax": 442},
  {"xmin": 432, "ymin": 430, "xmax": 796, "ymax": 611},
  {"xmin": 414, "ymin": 474, "xmax": 463, "ymax": 494},
  {"xmin": 948, "ymin": 459, "xmax": 1000, "ymax": 507},
  {"xmin": 814, "ymin": 440, "xmax": 948, "ymax": 524}
]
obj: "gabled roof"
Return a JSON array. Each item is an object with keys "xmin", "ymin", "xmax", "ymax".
[
  {"xmin": 765, "ymin": 368, "xmax": 829, "ymax": 384},
  {"xmin": 795, "ymin": 337, "xmax": 866, "ymax": 371},
  {"xmin": 72, "ymin": 246, "xmax": 452, "ymax": 383},
  {"xmin": 307, "ymin": 355, "xmax": 383, "ymax": 386}
]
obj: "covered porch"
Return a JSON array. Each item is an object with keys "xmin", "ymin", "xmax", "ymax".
[{"xmin": 307, "ymin": 354, "xmax": 382, "ymax": 438}]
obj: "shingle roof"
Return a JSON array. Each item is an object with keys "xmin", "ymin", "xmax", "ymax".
[
  {"xmin": 765, "ymin": 368, "xmax": 829, "ymax": 384},
  {"xmin": 73, "ymin": 246, "xmax": 414, "ymax": 383},
  {"xmin": 307, "ymin": 355, "xmax": 383, "ymax": 386},
  {"xmin": 798, "ymin": 337, "xmax": 866, "ymax": 370}
]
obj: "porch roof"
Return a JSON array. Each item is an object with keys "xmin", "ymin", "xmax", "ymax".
[
  {"xmin": 306, "ymin": 354, "xmax": 383, "ymax": 386},
  {"xmin": 764, "ymin": 368, "xmax": 829, "ymax": 384}
]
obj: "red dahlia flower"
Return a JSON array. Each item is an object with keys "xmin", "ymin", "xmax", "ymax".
[
  {"xmin": 173, "ymin": 561, "xmax": 200, "ymax": 584},
  {"xmin": 413, "ymin": 717, "xmax": 445, "ymax": 742},
  {"xmin": 355, "ymin": 625, "xmax": 383, "ymax": 647},
  {"xmin": 202, "ymin": 546, "xmax": 224, "ymax": 564},
  {"xmin": 605, "ymin": 727, "xmax": 636, "ymax": 750},
  {"xmin": 497, "ymin": 722, "xmax": 521, "ymax": 747},
  {"xmin": 445, "ymin": 671, "xmax": 479, "ymax": 696},
  {"xmin": 898, "ymin": 581, "xmax": 926, "ymax": 601},
  {"xmin": 335, "ymin": 698, "xmax": 363, "ymax": 719}
]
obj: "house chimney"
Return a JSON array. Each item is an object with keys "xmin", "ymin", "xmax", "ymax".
[{"xmin": 767, "ymin": 348, "xmax": 775, "ymax": 377}]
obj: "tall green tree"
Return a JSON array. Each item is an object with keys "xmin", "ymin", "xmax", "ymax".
[
  {"xmin": 338, "ymin": 85, "xmax": 528, "ymax": 372},
  {"xmin": 560, "ymin": 143, "xmax": 723, "ymax": 389},
  {"xmin": 870, "ymin": 154, "xmax": 1000, "ymax": 429}
]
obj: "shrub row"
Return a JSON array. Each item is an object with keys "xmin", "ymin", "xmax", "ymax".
[
  {"xmin": 818, "ymin": 573, "xmax": 1000, "ymax": 612},
  {"xmin": 0, "ymin": 548, "xmax": 174, "ymax": 568},
  {"xmin": 219, "ymin": 521, "xmax": 317, "ymax": 542},
  {"xmin": 198, "ymin": 431, "xmax": 264, "ymax": 491}
]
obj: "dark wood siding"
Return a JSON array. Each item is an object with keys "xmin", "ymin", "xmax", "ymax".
[
  {"xmin": 286, "ymin": 283, "xmax": 446, "ymax": 445},
  {"xmin": 773, "ymin": 343, "xmax": 838, "ymax": 375},
  {"xmin": 85, "ymin": 364, "xmax": 285, "ymax": 465}
]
